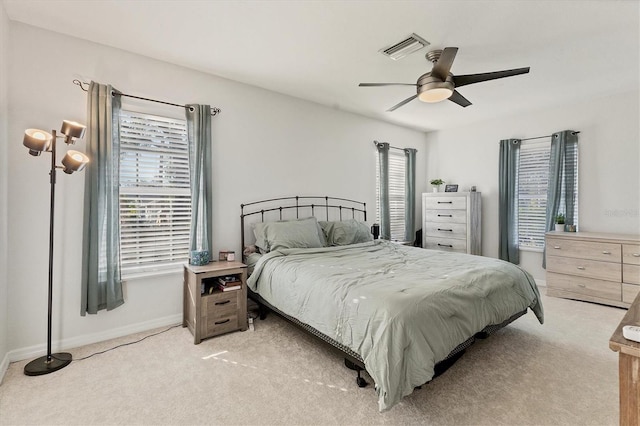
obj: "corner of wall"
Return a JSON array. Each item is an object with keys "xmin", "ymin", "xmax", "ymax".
[{"xmin": 0, "ymin": 0, "xmax": 10, "ymax": 383}]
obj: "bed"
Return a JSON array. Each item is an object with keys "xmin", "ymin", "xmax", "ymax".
[{"xmin": 241, "ymin": 196, "xmax": 544, "ymax": 412}]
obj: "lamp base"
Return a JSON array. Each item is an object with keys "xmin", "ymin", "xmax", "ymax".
[{"xmin": 24, "ymin": 352, "xmax": 72, "ymax": 376}]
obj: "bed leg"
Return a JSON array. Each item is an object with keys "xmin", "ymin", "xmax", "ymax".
[
  {"xmin": 344, "ymin": 358, "xmax": 368, "ymax": 388},
  {"xmin": 258, "ymin": 304, "xmax": 268, "ymax": 320}
]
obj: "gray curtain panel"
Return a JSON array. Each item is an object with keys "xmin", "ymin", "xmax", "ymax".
[
  {"xmin": 498, "ymin": 139, "xmax": 521, "ymax": 264},
  {"xmin": 81, "ymin": 81, "xmax": 124, "ymax": 315},
  {"xmin": 543, "ymin": 130, "xmax": 579, "ymax": 268},
  {"xmin": 375, "ymin": 142, "xmax": 391, "ymax": 240},
  {"xmin": 185, "ymin": 105, "xmax": 213, "ymax": 254},
  {"xmin": 404, "ymin": 148, "xmax": 417, "ymax": 243}
]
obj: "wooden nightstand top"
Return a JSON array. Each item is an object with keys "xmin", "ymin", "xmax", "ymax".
[{"xmin": 184, "ymin": 260, "xmax": 247, "ymax": 274}]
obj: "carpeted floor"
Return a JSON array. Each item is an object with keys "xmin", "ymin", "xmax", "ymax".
[{"xmin": 0, "ymin": 293, "xmax": 626, "ymax": 425}]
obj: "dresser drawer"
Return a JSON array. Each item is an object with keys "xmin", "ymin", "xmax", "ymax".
[
  {"xmin": 546, "ymin": 256, "xmax": 621, "ymax": 282},
  {"xmin": 423, "ymin": 209, "xmax": 467, "ymax": 224},
  {"xmin": 424, "ymin": 222, "xmax": 467, "ymax": 239},
  {"xmin": 623, "ymin": 244, "xmax": 640, "ymax": 265},
  {"xmin": 424, "ymin": 196, "xmax": 467, "ymax": 210},
  {"xmin": 547, "ymin": 272, "xmax": 621, "ymax": 301},
  {"xmin": 623, "ymin": 283, "xmax": 640, "ymax": 304},
  {"xmin": 425, "ymin": 237, "xmax": 467, "ymax": 252},
  {"xmin": 624, "ymin": 264, "xmax": 640, "ymax": 285},
  {"xmin": 546, "ymin": 237, "xmax": 621, "ymax": 262}
]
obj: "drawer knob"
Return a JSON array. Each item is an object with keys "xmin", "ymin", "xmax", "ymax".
[
  {"xmin": 437, "ymin": 201, "xmax": 453, "ymax": 204},
  {"xmin": 214, "ymin": 319, "xmax": 230, "ymax": 325},
  {"xmin": 438, "ymin": 228, "xmax": 453, "ymax": 232},
  {"xmin": 438, "ymin": 243, "xmax": 453, "ymax": 248},
  {"xmin": 553, "ymin": 246, "xmax": 561, "ymax": 249},
  {"xmin": 215, "ymin": 300, "xmax": 231, "ymax": 306},
  {"xmin": 577, "ymin": 266, "xmax": 586, "ymax": 270},
  {"xmin": 438, "ymin": 214, "xmax": 452, "ymax": 217},
  {"xmin": 633, "ymin": 253, "xmax": 640, "ymax": 257},
  {"xmin": 577, "ymin": 284, "xmax": 586, "ymax": 288},
  {"xmin": 602, "ymin": 251, "xmax": 611, "ymax": 255}
]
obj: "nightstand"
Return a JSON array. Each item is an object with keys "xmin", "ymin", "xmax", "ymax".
[{"xmin": 182, "ymin": 261, "xmax": 248, "ymax": 344}]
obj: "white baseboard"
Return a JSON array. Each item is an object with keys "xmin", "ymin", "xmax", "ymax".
[
  {"xmin": 535, "ymin": 278, "xmax": 547, "ymax": 288},
  {"xmin": 0, "ymin": 351, "xmax": 9, "ymax": 385},
  {"xmin": 7, "ymin": 314, "xmax": 182, "ymax": 364}
]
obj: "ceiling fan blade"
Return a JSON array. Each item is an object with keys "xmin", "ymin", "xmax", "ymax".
[
  {"xmin": 387, "ymin": 94, "xmax": 418, "ymax": 112},
  {"xmin": 453, "ymin": 67, "xmax": 530, "ymax": 88},
  {"xmin": 359, "ymin": 83, "xmax": 417, "ymax": 87},
  {"xmin": 431, "ymin": 47, "xmax": 458, "ymax": 81},
  {"xmin": 448, "ymin": 90, "xmax": 472, "ymax": 108}
]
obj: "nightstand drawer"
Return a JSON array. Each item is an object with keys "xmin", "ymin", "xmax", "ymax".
[
  {"xmin": 203, "ymin": 314, "xmax": 239, "ymax": 337},
  {"xmin": 546, "ymin": 256, "xmax": 621, "ymax": 282},
  {"xmin": 424, "ymin": 196, "xmax": 467, "ymax": 210},
  {"xmin": 623, "ymin": 283, "xmax": 640, "ymax": 304},
  {"xmin": 424, "ymin": 222, "xmax": 467, "ymax": 239},
  {"xmin": 623, "ymin": 244, "xmax": 640, "ymax": 265},
  {"xmin": 202, "ymin": 292, "xmax": 238, "ymax": 317},
  {"xmin": 547, "ymin": 272, "xmax": 621, "ymax": 301},
  {"xmin": 546, "ymin": 237, "xmax": 621, "ymax": 262},
  {"xmin": 423, "ymin": 209, "xmax": 467, "ymax": 224}
]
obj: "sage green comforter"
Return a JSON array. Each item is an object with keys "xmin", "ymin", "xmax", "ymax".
[{"xmin": 247, "ymin": 240, "xmax": 543, "ymax": 411}]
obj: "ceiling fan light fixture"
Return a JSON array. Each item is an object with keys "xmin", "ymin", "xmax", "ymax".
[{"xmin": 418, "ymin": 88, "xmax": 453, "ymax": 103}]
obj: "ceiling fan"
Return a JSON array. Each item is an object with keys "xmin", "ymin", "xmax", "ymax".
[{"xmin": 359, "ymin": 47, "xmax": 530, "ymax": 112}]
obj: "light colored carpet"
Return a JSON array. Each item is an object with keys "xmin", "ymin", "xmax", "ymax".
[{"xmin": 0, "ymin": 293, "xmax": 626, "ymax": 425}]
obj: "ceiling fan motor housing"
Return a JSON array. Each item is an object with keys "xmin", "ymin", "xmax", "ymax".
[{"xmin": 417, "ymin": 73, "xmax": 454, "ymax": 102}]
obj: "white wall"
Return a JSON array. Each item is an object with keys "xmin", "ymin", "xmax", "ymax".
[
  {"xmin": 425, "ymin": 90, "xmax": 640, "ymax": 280},
  {"xmin": 0, "ymin": 0, "xmax": 10, "ymax": 378},
  {"xmin": 6, "ymin": 23, "xmax": 428, "ymax": 358}
]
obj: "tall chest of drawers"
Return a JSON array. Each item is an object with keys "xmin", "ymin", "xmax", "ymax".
[
  {"xmin": 545, "ymin": 231, "xmax": 640, "ymax": 308},
  {"xmin": 422, "ymin": 192, "xmax": 481, "ymax": 255}
]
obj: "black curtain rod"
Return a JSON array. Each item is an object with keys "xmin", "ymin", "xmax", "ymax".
[
  {"xmin": 73, "ymin": 80, "xmax": 221, "ymax": 116},
  {"xmin": 520, "ymin": 131, "xmax": 580, "ymax": 142},
  {"xmin": 373, "ymin": 140, "xmax": 417, "ymax": 152}
]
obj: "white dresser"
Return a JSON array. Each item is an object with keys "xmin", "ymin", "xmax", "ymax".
[
  {"xmin": 421, "ymin": 192, "xmax": 481, "ymax": 255},
  {"xmin": 546, "ymin": 231, "xmax": 640, "ymax": 308}
]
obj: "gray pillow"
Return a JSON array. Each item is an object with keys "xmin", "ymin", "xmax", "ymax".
[
  {"xmin": 253, "ymin": 217, "xmax": 325, "ymax": 253},
  {"xmin": 320, "ymin": 219, "xmax": 373, "ymax": 246}
]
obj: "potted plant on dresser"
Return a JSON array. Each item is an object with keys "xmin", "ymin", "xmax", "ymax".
[
  {"xmin": 555, "ymin": 213, "xmax": 565, "ymax": 231},
  {"xmin": 430, "ymin": 179, "xmax": 444, "ymax": 193}
]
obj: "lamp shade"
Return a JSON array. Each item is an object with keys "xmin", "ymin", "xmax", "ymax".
[
  {"xmin": 23, "ymin": 129, "xmax": 53, "ymax": 156},
  {"xmin": 60, "ymin": 120, "xmax": 86, "ymax": 144},
  {"xmin": 61, "ymin": 150, "xmax": 90, "ymax": 174}
]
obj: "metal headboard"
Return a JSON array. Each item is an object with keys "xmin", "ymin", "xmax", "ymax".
[{"xmin": 240, "ymin": 196, "xmax": 367, "ymax": 252}]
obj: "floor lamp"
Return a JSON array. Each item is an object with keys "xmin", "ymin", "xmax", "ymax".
[{"xmin": 22, "ymin": 120, "xmax": 89, "ymax": 376}]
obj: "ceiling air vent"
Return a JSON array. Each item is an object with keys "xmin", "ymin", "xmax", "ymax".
[{"xmin": 379, "ymin": 33, "xmax": 430, "ymax": 60}]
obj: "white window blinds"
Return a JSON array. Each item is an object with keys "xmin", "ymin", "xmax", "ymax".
[
  {"xmin": 376, "ymin": 149, "xmax": 406, "ymax": 241},
  {"xmin": 119, "ymin": 111, "xmax": 191, "ymax": 276},
  {"xmin": 517, "ymin": 140, "xmax": 550, "ymax": 250}
]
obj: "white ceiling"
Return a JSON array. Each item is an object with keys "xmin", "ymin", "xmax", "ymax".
[{"xmin": 4, "ymin": 0, "xmax": 640, "ymax": 132}]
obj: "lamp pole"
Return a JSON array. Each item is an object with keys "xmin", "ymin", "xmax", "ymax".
[{"xmin": 24, "ymin": 130, "xmax": 73, "ymax": 376}]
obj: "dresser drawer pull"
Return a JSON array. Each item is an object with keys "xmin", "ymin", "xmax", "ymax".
[
  {"xmin": 577, "ymin": 284, "xmax": 586, "ymax": 288},
  {"xmin": 438, "ymin": 228, "xmax": 453, "ymax": 232},
  {"xmin": 553, "ymin": 246, "xmax": 561, "ymax": 249},
  {"xmin": 437, "ymin": 214, "xmax": 452, "ymax": 217},
  {"xmin": 437, "ymin": 201, "xmax": 453, "ymax": 204},
  {"xmin": 214, "ymin": 300, "xmax": 231, "ymax": 306},
  {"xmin": 214, "ymin": 319, "xmax": 230, "ymax": 325},
  {"xmin": 602, "ymin": 251, "xmax": 611, "ymax": 255},
  {"xmin": 438, "ymin": 243, "xmax": 453, "ymax": 248},
  {"xmin": 634, "ymin": 253, "xmax": 640, "ymax": 257},
  {"xmin": 577, "ymin": 266, "xmax": 586, "ymax": 270}
]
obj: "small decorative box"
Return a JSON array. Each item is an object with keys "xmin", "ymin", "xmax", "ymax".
[{"xmin": 190, "ymin": 250, "xmax": 210, "ymax": 266}]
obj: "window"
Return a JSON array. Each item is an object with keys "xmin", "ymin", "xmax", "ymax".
[
  {"xmin": 517, "ymin": 139, "xmax": 578, "ymax": 250},
  {"xmin": 119, "ymin": 111, "xmax": 191, "ymax": 277},
  {"xmin": 376, "ymin": 149, "xmax": 406, "ymax": 241}
]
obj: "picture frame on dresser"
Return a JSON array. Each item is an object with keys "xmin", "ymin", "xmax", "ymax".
[{"xmin": 444, "ymin": 184, "xmax": 458, "ymax": 192}]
